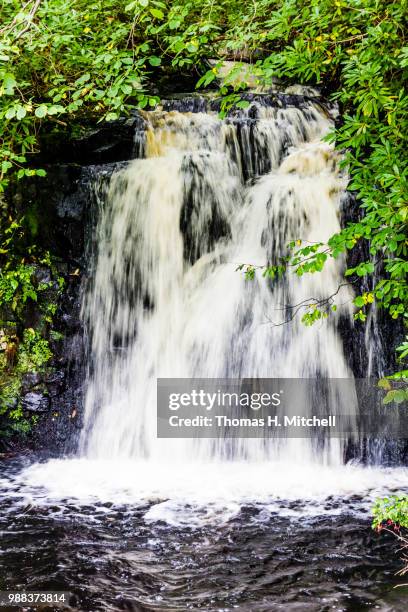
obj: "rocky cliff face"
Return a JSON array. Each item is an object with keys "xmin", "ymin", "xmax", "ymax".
[{"xmin": 8, "ymin": 166, "xmax": 88, "ymax": 453}]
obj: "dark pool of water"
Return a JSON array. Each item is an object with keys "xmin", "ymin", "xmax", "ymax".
[{"xmin": 0, "ymin": 458, "xmax": 407, "ymax": 612}]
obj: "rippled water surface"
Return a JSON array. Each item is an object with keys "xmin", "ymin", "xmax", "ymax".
[{"xmin": 1, "ymin": 457, "xmax": 407, "ymax": 611}]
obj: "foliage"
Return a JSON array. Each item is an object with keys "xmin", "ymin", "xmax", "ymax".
[
  {"xmin": 373, "ymin": 495, "xmax": 408, "ymax": 578},
  {"xmin": 0, "ymin": 323, "xmax": 54, "ymax": 439},
  {"xmin": 0, "ymin": 0, "xmax": 228, "ymax": 190},
  {"xmin": 373, "ymin": 495, "xmax": 408, "ymax": 531},
  {"xmin": 378, "ymin": 344, "xmax": 408, "ymax": 405}
]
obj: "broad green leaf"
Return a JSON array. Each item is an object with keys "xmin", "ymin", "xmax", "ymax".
[
  {"xmin": 150, "ymin": 8, "xmax": 164, "ymax": 19},
  {"xmin": 148, "ymin": 56, "xmax": 161, "ymax": 66},
  {"xmin": 35, "ymin": 105, "xmax": 48, "ymax": 119},
  {"xmin": 2, "ymin": 73, "xmax": 16, "ymax": 95}
]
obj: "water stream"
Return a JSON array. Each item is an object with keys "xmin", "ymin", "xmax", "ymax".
[{"xmin": 80, "ymin": 103, "xmax": 352, "ymax": 466}]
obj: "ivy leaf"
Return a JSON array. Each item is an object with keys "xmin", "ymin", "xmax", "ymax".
[
  {"xmin": 383, "ymin": 389, "xmax": 408, "ymax": 405},
  {"xmin": 378, "ymin": 378, "xmax": 392, "ymax": 390},
  {"xmin": 236, "ymin": 100, "xmax": 250, "ymax": 109},
  {"xmin": 74, "ymin": 73, "xmax": 91, "ymax": 86},
  {"xmin": 1, "ymin": 160, "xmax": 12, "ymax": 173},
  {"xmin": 47, "ymin": 105, "xmax": 64, "ymax": 115}
]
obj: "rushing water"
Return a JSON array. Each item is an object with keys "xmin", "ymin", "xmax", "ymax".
[
  {"xmin": 80, "ymin": 101, "xmax": 353, "ymax": 464},
  {"xmin": 1, "ymin": 96, "xmax": 407, "ymax": 610}
]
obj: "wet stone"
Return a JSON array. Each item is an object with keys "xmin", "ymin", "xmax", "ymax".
[
  {"xmin": 45, "ymin": 370, "xmax": 65, "ymax": 397},
  {"xmin": 21, "ymin": 392, "xmax": 50, "ymax": 413},
  {"xmin": 21, "ymin": 372, "xmax": 42, "ymax": 393},
  {"xmin": 33, "ymin": 266, "xmax": 52, "ymax": 285}
]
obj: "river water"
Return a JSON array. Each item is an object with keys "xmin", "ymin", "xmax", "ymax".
[{"xmin": 1, "ymin": 456, "xmax": 408, "ymax": 611}]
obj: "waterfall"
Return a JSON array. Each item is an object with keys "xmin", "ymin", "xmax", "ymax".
[
  {"xmin": 79, "ymin": 99, "xmax": 355, "ymax": 464},
  {"xmin": 7, "ymin": 96, "xmax": 407, "ymax": 521}
]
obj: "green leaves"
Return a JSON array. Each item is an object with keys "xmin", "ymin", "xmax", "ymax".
[
  {"xmin": 0, "ymin": 264, "xmax": 38, "ymax": 308},
  {"xmin": 33, "ymin": 103, "xmax": 65, "ymax": 119},
  {"xmin": 383, "ymin": 388, "xmax": 408, "ymax": 405},
  {"xmin": 1, "ymin": 160, "xmax": 12, "ymax": 174},
  {"xmin": 74, "ymin": 73, "xmax": 91, "ymax": 87},
  {"xmin": 372, "ymin": 495, "xmax": 408, "ymax": 530},
  {"xmin": 235, "ymin": 100, "xmax": 250, "ymax": 109},
  {"xmin": 196, "ymin": 68, "xmax": 217, "ymax": 88},
  {"xmin": 302, "ymin": 307, "xmax": 328, "ymax": 326},
  {"xmin": 354, "ymin": 296, "xmax": 365, "ymax": 308},
  {"xmin": 15, "ymin": 105, "xmax": 26, "ymax": 120},
  {"xmin": 345, "ymin": 262, "xmax": 375, "ymax": 278},
  {"xmin": 396, "ymin": 338, "xmax": 408, "ymax": 361}
]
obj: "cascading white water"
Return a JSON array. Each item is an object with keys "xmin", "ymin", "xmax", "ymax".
[
  {"xmin": 10, "ymin": 98, "xmax": 406, "ymax": 521},
  {"xmin": 79, "ymin": 101, "xmax": 355, "ymax": 464}
]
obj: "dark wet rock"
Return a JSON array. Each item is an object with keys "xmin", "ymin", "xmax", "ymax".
[
  {"xmin": 349, "ymin": 494, "xmax": 364, "ymax": 502},
  {"xmin": 38, "ymin": 113, "xmax": 147, "ymax": 166},
  {"xmin": 32, "ymin": 266, "xmax": 52, "ymax": 285},
  {"xmin": 159, "ymin": 92, "xmax": 336, "ymax": 117},
  {"xmin": 44, "ymin": 371, "xmax": 65, "ymax": 397},
  {"xmin": 22, "ymin": 392, "xmax": 50, "ymax": 413},
  {"xmin": 162, "ymin": 95, "xmax": 209, "ymax": 114},
  {"xmin": 21, "ymin": 372, "xmax": 42, "ymax": 393},
  {"xmin": 57, "ymin": 192, "xmax": 85, "ymax": 221},
  {"xmin": 209, "ymin": 92, "xmax": 335, "ymax": 115},
  {"xmin": 59, "ymin": 312, "xmax": 80, "ymax": 332},
  {"xmin": 11, "ymin": 164, "xmax": 87, "ymax": 263}
]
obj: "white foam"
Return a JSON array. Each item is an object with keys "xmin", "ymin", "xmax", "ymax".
[{"xmin": 3, "ymin": 458, "xmax": 406, "ymax": 526}]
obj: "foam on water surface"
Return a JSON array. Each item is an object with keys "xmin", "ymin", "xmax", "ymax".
[{"xmin": 1, "ymin": 458, "xmax": 406, "ymax": 527}]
